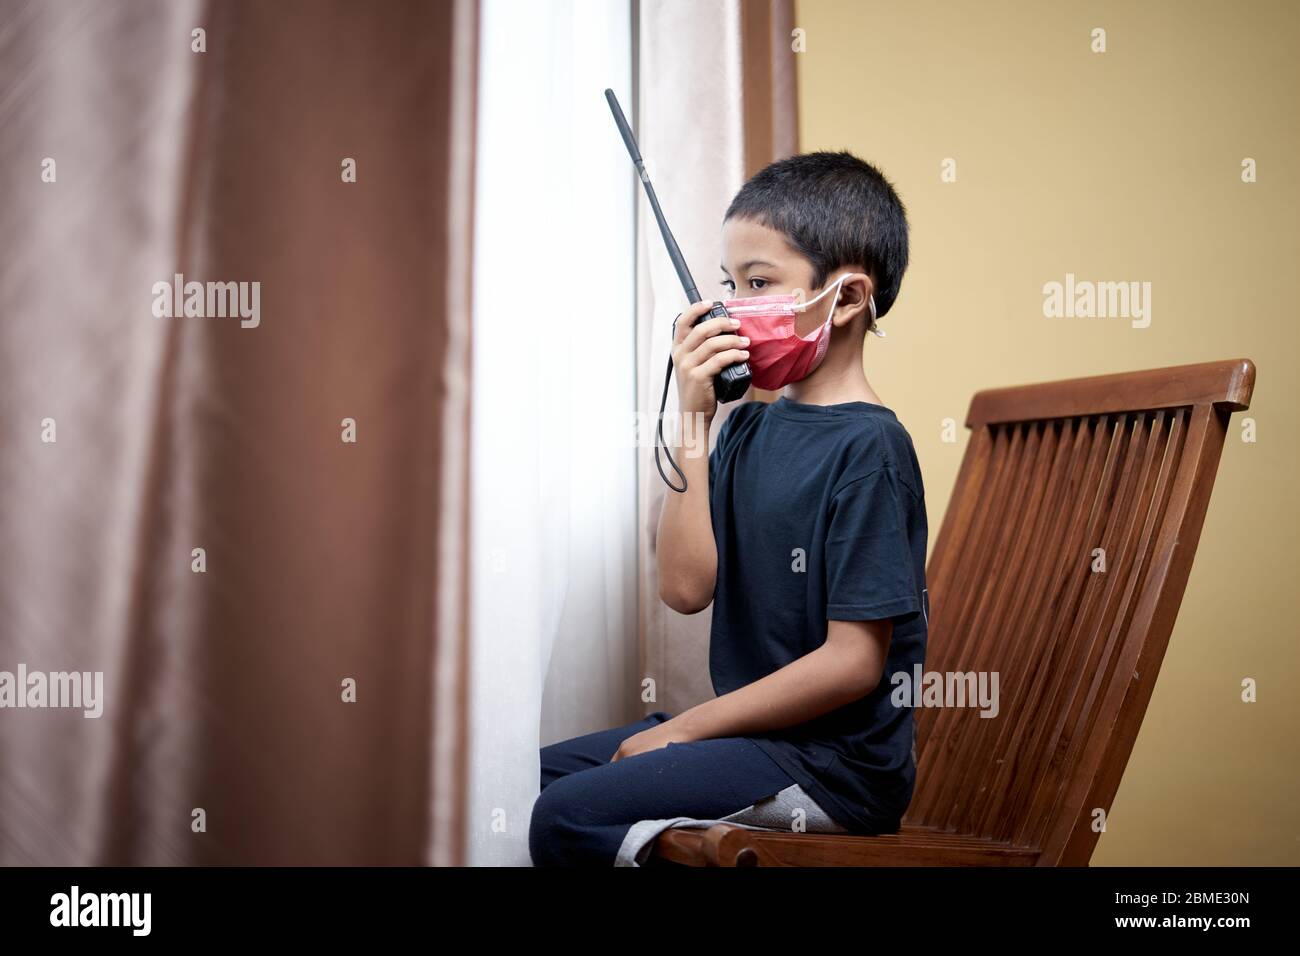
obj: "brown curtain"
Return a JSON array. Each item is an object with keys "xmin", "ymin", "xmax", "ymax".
[
  {"xmin": 0, "ymin": 0, "xmax": 476, "ymax": 865},
  {"xmin": 635, "ymin": 0, "xmax": 799, "ymax": 718}
]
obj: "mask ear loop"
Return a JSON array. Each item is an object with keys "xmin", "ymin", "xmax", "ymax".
[
  {"xmin": 655, "ymin": 313, "xmax": 689, "ymax": 493},
  {"xmin": 791, "ymin": 273, "xmax": 849, "ymax": 317},
  {"xmin": 795, "ymin": 276, "xmax": 885, "ymax": 337}
]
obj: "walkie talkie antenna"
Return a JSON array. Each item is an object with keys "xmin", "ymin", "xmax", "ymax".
[
  {"xmin": 605, "ymin": 88, "xmax": 752, "ymax": 493},
  {"xmin": 604, "ymin": 89, "xmax": 704, "ymax": 305}
]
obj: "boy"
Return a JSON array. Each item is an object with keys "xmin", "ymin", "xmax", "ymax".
[{"xmin": 530, "ymin": 150, "xmax": 927, "ymax": 866}]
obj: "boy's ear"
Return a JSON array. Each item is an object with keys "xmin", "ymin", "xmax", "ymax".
[{"xmin": 831, "ymin": 272, "xmax": 875, "ymax": 328}]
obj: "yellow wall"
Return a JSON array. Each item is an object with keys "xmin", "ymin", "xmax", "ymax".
[{"xmin": 796, "ymin": 0, "xmax": 1298, "ymax": 865}]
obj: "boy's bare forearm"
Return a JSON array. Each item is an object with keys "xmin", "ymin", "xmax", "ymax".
[
  {"xmin": 670, "ymin": 635, "xmax": 885, "ymax": 741},
  {"xmin": 656, "ymin": 412, "xmax": 717, "ymax": 611}
]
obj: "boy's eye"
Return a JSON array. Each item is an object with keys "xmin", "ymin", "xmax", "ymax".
[{"xmin": 719, "ymin": 277, "xmax": 770, "ymax": 293}]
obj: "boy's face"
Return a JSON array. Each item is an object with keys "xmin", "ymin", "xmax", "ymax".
[
  {"xmin": 719, "ymin": 216, "xmax": 814, "ymax": 299},
  {"xmin": 719, "ymin": 217, "xmax": 824, "ymax": 337}
]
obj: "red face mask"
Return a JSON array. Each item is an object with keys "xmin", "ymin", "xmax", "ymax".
[{"xmin": 721, "ymin": 274, "xmax": 876, "ymax": 391}]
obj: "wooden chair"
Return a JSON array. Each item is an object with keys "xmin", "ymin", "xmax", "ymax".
[{"xmin": 651, "ymin": 358, "xmax": 1257, "ymax": 867}]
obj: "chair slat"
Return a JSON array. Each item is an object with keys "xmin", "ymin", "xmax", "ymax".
[{"xmin": 910, "ymin": 361, "xmax": 1251, "ymax": 863}]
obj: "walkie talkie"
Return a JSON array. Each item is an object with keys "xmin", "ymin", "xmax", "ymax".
[{"xmin": 605, "ymin": 88, "xmax": 751, "ymax": 492}]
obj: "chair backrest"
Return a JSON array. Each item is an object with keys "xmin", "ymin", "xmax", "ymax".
[{"xmin": 908, "ymin": 359, "xmax": 1255, "ymax": 865}]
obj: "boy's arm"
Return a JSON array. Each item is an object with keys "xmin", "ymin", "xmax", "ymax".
[
  {"xmin": 656, "ymin": 410, "xmax": 717, "ymax": 613},
  {"xmin": 655, "ymin": 299, "xmax": 749, "ymax": 614},
  {"xmin": 672, "ymin": 618, "xmax": 893, "ymax": 741}
]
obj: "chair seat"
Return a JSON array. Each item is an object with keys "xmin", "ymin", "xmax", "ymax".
[{"xmin": 652, "ymin": 822, "xmax": 1041, "ymax": 867}]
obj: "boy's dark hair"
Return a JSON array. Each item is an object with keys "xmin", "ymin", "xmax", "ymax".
[{"xmin": 724, "ymin": 149, "xmax": 909, "ymax": 324}]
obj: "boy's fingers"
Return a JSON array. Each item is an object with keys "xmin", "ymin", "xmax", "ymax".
[
  {"xmin": 672, "ymin": 300, "xmax": 723, "ymax": 345},
  {"xmin": 692, "ymin": 333, "xmax": 748, "ymax": 358},
  {"xmin": 680, "ymin": 314, "xmax": 742, "ymax": 354},
  {"xmin": 698, "ymin": 348, "xmax": 750, "ymax": 377}
]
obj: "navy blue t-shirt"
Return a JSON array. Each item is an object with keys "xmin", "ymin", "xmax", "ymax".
[{"xmin": 707, "ymin": 395, "xmax": 929, "ymax": 834}]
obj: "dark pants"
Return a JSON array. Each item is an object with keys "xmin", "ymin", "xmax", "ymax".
[{"xmin": 529, "ymin": 710, "xmax": 796, "ymax": 866}]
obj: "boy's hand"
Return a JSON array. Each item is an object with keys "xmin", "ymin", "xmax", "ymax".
[
  {"xmin": 609, "ymin": 719, "xmax": 698, "ymax": 763},
  {"xmin": 671, "ymin": 299, "xmax": 750, "ymax": 420}
]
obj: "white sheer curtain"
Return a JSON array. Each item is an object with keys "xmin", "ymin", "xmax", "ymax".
[
  {"xmin": 635, "ymin": 1, "xmax": 749, "ymax": 720},
  {"xmin": 468, "ymin": 0, "xmax": 637, "ymax": 867}
]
